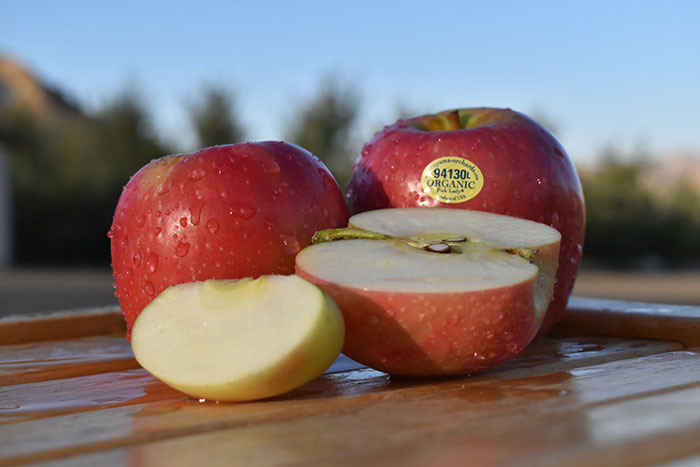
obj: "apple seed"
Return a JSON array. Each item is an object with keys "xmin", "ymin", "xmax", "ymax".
[{"xmin": 424, "ymin": 243, "xmax": 452, "ymax": 254}]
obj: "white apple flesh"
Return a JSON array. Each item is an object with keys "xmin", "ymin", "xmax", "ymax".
[
  {"xmin": 130, "ymin": 275, "xmax": 344, "ymax": 401},
  {"xmin": 295, "ymin": 208, "xmax": 561, "ymax": 376}
]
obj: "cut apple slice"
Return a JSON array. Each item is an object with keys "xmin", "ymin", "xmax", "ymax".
[
  {"xmin": 295, "ymin": 208, "xmax": 561, "ymax": 376},
  {"xmin": 130, "ymin": 275, "xmax": 344, "ymax": 401}
]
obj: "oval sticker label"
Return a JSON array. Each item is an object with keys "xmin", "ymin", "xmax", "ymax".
[{"xmin": 421, "ymin": 156, "xmax": 484, "ymax": 203}]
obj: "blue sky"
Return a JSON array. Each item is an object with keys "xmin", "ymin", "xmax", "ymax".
[{"xmin": 2, "ymin": 0, "xmax": 699, "ymax": 164}]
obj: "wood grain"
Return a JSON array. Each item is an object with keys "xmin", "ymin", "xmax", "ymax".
[
  {"xmin": 0, "ymin": 306, "xmax": 125, "ymax": 345},
  {"xmin": 12, "ymin": 351, "xmax": 700, "ymax": 467},
  {"xmin": 2, "ymin": 297, "xmax": 700, "ymax": 467},
  {"xmin": 0, "ymin": 336, "xmax": 137, "ymax": 386},
  {"xmin": 0, "ymin": 336, "xmax": 686, "ymax": 466},
  {"xmin": 552, "ymin": 297, "xmax": 700, "ymax": 346}
]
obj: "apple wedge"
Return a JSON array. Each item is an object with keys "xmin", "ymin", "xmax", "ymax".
[
  {"xmin": 295, "ymin": 208, "xmax": 561, "ymax": 376},
  {"xmin": 131, "ymin": 275, "xmax": 344, "ymax": 401}
]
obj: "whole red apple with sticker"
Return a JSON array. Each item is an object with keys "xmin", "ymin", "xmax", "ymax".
[
  {"xmin": 110, "ymin": 141, "xmax": 349, "ymax": 337},
  {"xmin": 346, "ymin": 108, "xmax": 585, "ymax": 335}
]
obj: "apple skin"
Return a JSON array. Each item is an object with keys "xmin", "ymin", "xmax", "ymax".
[
  {"xmin": 296, "ymin": 271, "xmax": 537, "ymax": 376},
  {"xmin": 110, "ymin": 142, "xmax": 349, "ymax": 337},
  {"xmin": 346, "ymin": 108, "xmax": 585, "ymax": 336}
]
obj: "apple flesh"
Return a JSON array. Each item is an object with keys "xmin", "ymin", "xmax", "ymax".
[
  {"xmin": 130, "ymin": 275, "xmax": 344, "ymax": 402},
  {"xmin": 346, "ymin": 108, "xmax": 584, "ymax": 336},
  {"xmin": 110, "ymin": 141, "xmax": 349, "ymax": 337},
  {"xmin": 295, "ymin": 208, "xmax": 560, "ymax": 376}
]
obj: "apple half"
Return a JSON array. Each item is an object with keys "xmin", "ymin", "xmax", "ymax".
[
  {"xmin": 295, "ymin": 208, "xmax": 561, "ymax": 376},
  {"xmin": 131, "ymin": 275, "xmax": 344, "ymax": 401}
]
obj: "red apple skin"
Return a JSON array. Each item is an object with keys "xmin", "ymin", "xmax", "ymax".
[
  {"xmin": 296, "ymin": 268, "xmax": 537, "ymax": 376},
  {"xmin": 346, "ymin": 108, "xmax": 585, "ymax": 336},
  {"xmin": 110, "ymin": 142, "xmax": 349, "ymax": 337}
]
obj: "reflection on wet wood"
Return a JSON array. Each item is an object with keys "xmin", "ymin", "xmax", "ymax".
[
  {"xmin": 552, "ymin": 297, "xmax": 700, "ymax": 346},
  {"xmin": 0, "ymin": 306, "xmax": 124, "ymax": 345},
  {"xmin": 0, "ymin": 298, "xmax": 699, "ymax": 466},
  {"xmin": 0, "ymin": 336, "xmax": 137, "ymax": 386}
]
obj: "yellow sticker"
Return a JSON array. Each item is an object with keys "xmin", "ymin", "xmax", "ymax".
[{"xmin": 421, "ymin": 157, "xmax": 484, "ymax": 203}]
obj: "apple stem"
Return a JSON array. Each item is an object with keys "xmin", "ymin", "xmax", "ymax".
[
  {"xmin": 312, "ymin": 228, "xmax": 392, "ymax": 244},
  {"xmin": 506, "ymin": 247, "xmax": 539, "ymax": 262}
]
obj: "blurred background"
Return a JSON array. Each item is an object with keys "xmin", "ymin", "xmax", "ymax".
[{"xmin": 1, "ymin": 0, "xmax": 699, "ymax": 317}]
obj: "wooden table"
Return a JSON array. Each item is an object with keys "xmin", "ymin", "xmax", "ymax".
[{"xmin": 2, "ymin": 297, "xmax": 700, "ymax": 466}]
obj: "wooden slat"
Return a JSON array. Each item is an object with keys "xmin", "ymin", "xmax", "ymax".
[
  {"xmin": 0, "ymin": 336, "xmax": 685, "ymax": 465},
  {"xmin": 0, "ymin": 306, "xmax": 125, "ymax": 345},
  {"xmin": 552, "ymin": 297, "xmax": 700, "ymax": 346},
  {"xmin": 0, "ymin": 336, "xmax": 137, "ymax": 386},
  {"xmin": 2, "ymin": 297, "xmax": 700, "ymax": 466},
  {"xmin": 12, "ymin": 351, "xmax": 700, "ymax": 467}
]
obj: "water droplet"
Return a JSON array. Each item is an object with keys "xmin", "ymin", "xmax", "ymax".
[
  {"xmin": 264, "ymin": 218, "xmax": 277, "ymax": 231},
  {"xmin": 176, "ymin": 241, "xmax": 190, "ymax": 257},
  {"xmin": 266, "ymin": 160, "xmax": 281, "ymax": 174},
  {"xmin": 157, "ymin": 182, "xmax": 172, "ymax": 195},
  {"xmin": 281, "ymin": 234, "xmax": 300, "ymax": 255},
  {"xmin": 132, "ymin": 249, "xmax": 142, "ymax": 267},
  {"xmin": 180, "ymin": 217, "xmax": 188, "ymax": 228},
  {"xmin": 145, "ymin": 252, "xmax": 159, "ymax": 273},
  {"xmin": 205, "ymin": 218, "xmax": 219, "ymax": 234},
  {"xmin": 143, "ymin": 281, "xmax": 155, "ymax": 296},
  {"xmin": 550, "ymin": 211, "xmax": 560, "ymax": 227},
  {"xmin": 135, "ymin": 215, "xmax": 146, "ymax": 228},
  {"xmin": 119, "ymin": 235, "xmax": 129, "ymax": 250},
  {"xmin": 125, "ymin": 267, "xmax": 133, "ymax": 276},
  {"xmin": 322, "ymin": 174, "xmax": 336, "ymax": 192},
  {"xmin": 106, "ymin": 230, "xmax": 113, "ymax": 239},
  {"xmin": 189, "ymin": 202, "xmax": 205, "ymax": 226},
  {"xmin": 187, "ymin": 168, "xmax": 207, "ymax": 182},
  {"xmin": 230, "ymin": 202, "xmax": 257, "ymax": 220},
  {"xmin": 384, "ymin": 155, "xmax": 400, "ymax": 173}
]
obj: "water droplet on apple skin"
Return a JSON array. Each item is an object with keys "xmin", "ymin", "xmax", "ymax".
[
  {"xmin": 143, "ymin": 281, "xmax": 155, "ymax": 296},
  {"xmin": 157, "ymin": 182, "xmax": 172, "ymax": 195},
  {"xmin": 176, "ymin": 241, "xmax": 190, "ymax": 257},
  {"xmin": 187, "ymin": 168, "xmax": 207, "ymax": 182},
  {"xmin": 266, "ymin": 160, "xmax": 281, "ymax": 175},
  {"xmin": 205, "ymin": 218, "xmax": 219, "ymax": 234},
  {"xmin": 145, "ymin": 252, "xmax": 159, "ymax": 274},
  {"xmin": 281, "ymin": 234, "xmax": 300, "ymax": 255},
  {"xmin": 229, "ymin": 203, "xmax": 257, "ymax": 220},
  {"xmin": 132, "ymin": 249, "xmax": 142, "ymax": 267}
]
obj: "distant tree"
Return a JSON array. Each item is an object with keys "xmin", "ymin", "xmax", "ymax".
[
  {"xmin": 3, "ymin": 86, "xmax": 171, "ymax": 265},
  {"xmin": 580, "ymin": 149, "xmax": 700, "ymax": 267},
  {"xmin": 581, "ymin": 153, "xmax": 658, "ymax": 263},
  {"xmin": 285, "ymin": 77, "xmax": 360, "ymax": 188},
  {"xmin": 189, "ymin": 85, "xmax": 245, "ymax": 148}
]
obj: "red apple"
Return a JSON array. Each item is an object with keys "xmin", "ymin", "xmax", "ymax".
[
  {"xmin": 295, "ymin": 208, "xmax": 561, "ymax": 376},
  {"xmin": 110, "ymin": 141, "xmax": 349, "ymax": 337},
  {"xmin": 346, "ymin": 108, "xmax": 585, "ymax": 335}
]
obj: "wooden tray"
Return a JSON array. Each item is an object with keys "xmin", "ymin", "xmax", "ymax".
[{"xmin": 2, "ymin": 296, "xmax": 700, "ymax": 466}]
